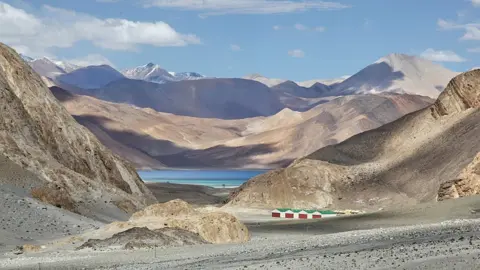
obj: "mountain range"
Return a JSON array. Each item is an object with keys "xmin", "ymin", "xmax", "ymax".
[
  {"xmin": 22, "ymin": 51, "xmax": 461, "ymax": 169},
  {"xmin": 21, "ymin": 56, "xmax": 207, "ymax": 88},
  {"xmin": 122, "ymin": 63, "xmax": 206, "ymax": 84},
  {"xmin": 228, "ymin": 69, "xmax": 480, "ymax": 210}
]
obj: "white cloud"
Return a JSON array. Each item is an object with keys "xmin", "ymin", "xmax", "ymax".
[
  {"xmin": 144, "ymin": 0, "xmax": 350, "ymax": 16},
  {"xmin": 0, "ymin": 2, "xmax": 200, "ymax": 57},
  {"xmin": 467, "ymin": 47, "xmax": 480, "ymax": 52},
  {"xmin": 230, "ymin": 44, "xmax": 241, "ymax": 51},
  {"xmin": 437, "ymin": 18, "xmax": 480, "ymax": 40},
  {"xmin": 273, "ymin": 25, "xmax": 281, "ymax": 30},
  {"xmin": 66, "ymin": 54, "xmax": 115, "ymax": 67},
  {"xmin": 473, "ymin": 0, "xmax": 480, "ymax": 7},
  {"xmin": 294, "ymin": 23, "xmax": 307, "ymax": 31},
  {"xmin": 462, "ymin": 25, "xmax": 480, "ymax": 40},
  {"xmin": 294, "ymin": 23, "xmax": 325, "ymax": 32},
  {"xmin": 288, "ymin": 49, "xmax": 305, "ymax": 58},
  {"xmin": 437, "ymin": 19, "xmax": 459, "ymax": 30},
  {"xmin": 420, "ymin": 48, "xmax": 466, "ymax": 62}
]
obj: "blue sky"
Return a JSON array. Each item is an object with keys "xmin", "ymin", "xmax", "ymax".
[{"xmin": 1, "ymin": 0, "xmax": 479, "ymax": 81}]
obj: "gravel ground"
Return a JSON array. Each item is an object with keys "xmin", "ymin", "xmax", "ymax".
[
  {"xmin": 1, "ymin": 219, "xmax": 480, "ymax": 269},
  {"xmin": 0, "ymin": 155, "xmax": 102, "ymax": 254}
]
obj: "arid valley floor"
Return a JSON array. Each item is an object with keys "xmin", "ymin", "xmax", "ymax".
[{"xmin": 1, "ymin": 183, "xmax": 480, "ymax": 270}]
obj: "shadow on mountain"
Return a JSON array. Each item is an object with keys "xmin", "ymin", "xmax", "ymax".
[
  {"xmin": 49, "ymin": 86, "xmax": 77, "ymax": 102},
  {"xmin": 333, "ymin": 62, "xmax": 405, "ymax": 95},
  {"xmin": 157, "ymin": 144, "xmax": 293, "ymax": 168},
  {"xmin": 68, "ymin": 78, "xmax": 285, "ymax": 120},
  {"xmin": 435, "ymin": 85, "xmax": 445, "ymax": 92},
  {"xmin": 73, "ymin": 114, "xmax": 284, "ymax": 168}
]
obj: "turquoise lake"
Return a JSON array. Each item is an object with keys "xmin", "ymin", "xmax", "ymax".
[{"xmin": 137, "ymin": 169, "xmax": 269, "ymax": 188}]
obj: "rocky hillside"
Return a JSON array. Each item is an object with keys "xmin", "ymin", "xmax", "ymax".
[
  {"xmin": 228, "ymin": 69, "xmax": 480, "ymax": 210},
  {"xmin": 0, "ymin": 43, "xmax": 156, "ymax": 221}
]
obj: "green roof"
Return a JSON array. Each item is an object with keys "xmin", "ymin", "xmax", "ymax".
[
  {"xmin": 275, "ymin": 208, "xmax": 337, "ymax": 214},
  {"xmin": 318, "ymin": 210, "xmax": 336, "ymax": 214}
]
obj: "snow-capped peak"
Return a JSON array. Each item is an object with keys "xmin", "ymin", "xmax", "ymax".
[{"xmin": 122, "ymin": 63, "xmax": 205, "ymax": 84}]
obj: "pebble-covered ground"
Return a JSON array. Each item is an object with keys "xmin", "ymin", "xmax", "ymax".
[
  {"xmin": 0, "ymin": 155, "xmax": 102, "ymax": 253},
  {"xmin": 1, "ymin": 219, "xmax": 479, "ymax": 269}
]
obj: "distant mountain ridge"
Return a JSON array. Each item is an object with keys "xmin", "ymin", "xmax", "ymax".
[
  {"xmin": 122, "ymin": 63, "xmax": 206, "ymax": 84},
  {"xmin": 246, "ymin": 54, "xmax": 459, "ymax": 99}
]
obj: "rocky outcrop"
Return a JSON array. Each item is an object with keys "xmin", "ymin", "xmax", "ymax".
[
  {"xmin": 78, "ymin": 227, "xmax": 207, "ymax": 251},
  {"xmin": 228, "ymin": 70, "xmax": 480, "ymax": 210},
  {"xmin": 0, "ymin": 43, "xmax": 156, "ymax": 220},
  {"xmin": 438, "ymin": 152, "xmax": 480, "ymax": 201},
  {"xmin": 85, "ymin": 199, "xmax": 250, "ymax": 244},
  {"xmin": 431, "ymin": 69, "xmax": 480, "ymax": 118}
]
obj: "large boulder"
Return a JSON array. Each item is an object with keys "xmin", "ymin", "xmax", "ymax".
[{"xmin": 83, "ymin": 199, "xmax": 250, "ymax": 245}]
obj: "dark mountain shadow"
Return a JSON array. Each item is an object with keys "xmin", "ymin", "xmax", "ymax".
[
  {"xmin": 49, "ymin": 86, "xmax": 76, "ymax": 102},
  {"xmin": 331, "ymin": 62, "xmax": 406, "ymax": 95},
  {"xmin": 271, "ymin": 80, "xmax": 331, "ymax": 99},
  {"xmin": 73, "ymin": 114, "xmax": 285, "ymax": 169},
  {"xmin": 64, "ymin": 77, "xmax": 286, "ymax": 120},
  {"xmin": 435, "ymin": 85, "xmax": 445, "ymax": 92},
  {"xmin": 157, "ymin": 143, "xmax": 291, "ymax": 168}
]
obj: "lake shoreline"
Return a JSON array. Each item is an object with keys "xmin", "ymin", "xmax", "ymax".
[
  {"xmin": 138, "ymin": 168, "xmax": 272, "ymax": 172},
  {"xmin": 145, "ymin": 182, "xmax": 233, "ymax": 206}
]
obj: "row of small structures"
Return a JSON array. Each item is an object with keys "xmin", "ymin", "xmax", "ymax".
[{"xmin": 271, "ymin": 208, "xmax": 339, "ymax": 219}]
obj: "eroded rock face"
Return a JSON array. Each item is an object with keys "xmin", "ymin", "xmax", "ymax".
[
  {"xmin": 0, "ymin": 43, "xmax": 156, "ymax": 219},
  {"xmin": 438, "ymin": 153, "xmax": 480, "ymax": 201},
  {"xmin": 431, "ymin": 69, "xmax": 480, "ymax": 118}
]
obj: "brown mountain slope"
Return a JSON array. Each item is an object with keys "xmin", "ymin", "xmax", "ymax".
[
  {"xmin": 49, "ymin": 84, "xmax": 433, "ymax": 169},
  {"xmin": 227, "ymin": 69, "xmax": 480, "ymax": 210},
  {"xmin": 49, "ymin": 86, "xmax": 250, "ymax": 169},
  {"xmin": 0, "ymin": 43, "xmax": 156, "ymax": 221},
  {"xmin": 171, "ymin": 94, "xmax": 433, "ymax": 168}
]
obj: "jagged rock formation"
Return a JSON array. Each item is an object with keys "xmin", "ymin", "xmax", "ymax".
[
  {"xmin": 438, "ymin": 152, "xmax": 480, "ymax": 200},
  {"xmin": 0, "ymin": 43, "xmax": 156, "ymax": 221},
  {"xmin": 228, "ymin": 70, "xmax": 480, "ymax": 210}
]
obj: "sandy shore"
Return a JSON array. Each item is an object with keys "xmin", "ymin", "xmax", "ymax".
[{"xmin": 145, "ymin": 182, "xmax": 232, "ymax": 206}]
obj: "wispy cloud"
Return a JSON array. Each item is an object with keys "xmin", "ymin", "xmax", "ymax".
[
  {"xmin": 273, "ymin": 25, "xmax": 281, "ymax": 30},
  {"xmin": 473, "ymin": 0, "xmax": 480, "ymax": 7},
  {"xmin": 437, "ymin": 19, "xmax": 480, "ymax": 40},
  {"xmin": 288, "ymin": 49, "xmax": 305, "ymax": 58},
  {"xmin": 467, "ymin": 47, "xmax": 480, "ymax": 53},
  {"xmin": 294, "ymin": 23, "xmax": 307, "ymax": 31},
  {"xmin": 144, "ymin": 0, "xmax": 350, "ymax": 16},
  {"xmin": 230, "ymin": 44, "xmax": 241, "ymax": 51},
  {"xmin": 293, "ymin": 23, "xmax": 326, "ymax": 32},
  {"xmin": 66, "ymin": 54, "xmax": 115, "ymax": 67},
  {"xmin": 420, "ymin": 48, "xmax": 467, "ymax": 62},
  {"xmin": 0, "ymin": 2, "xmax": 200, "ymax": 57}
]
